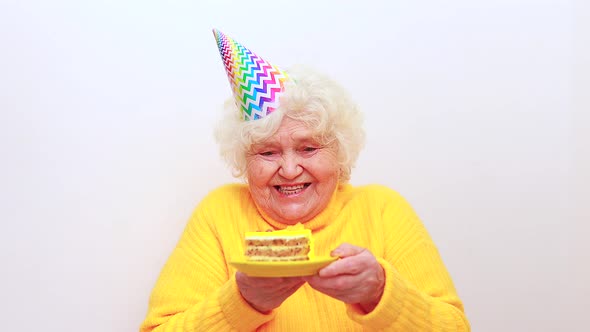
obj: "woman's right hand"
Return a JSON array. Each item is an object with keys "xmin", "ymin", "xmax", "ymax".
[{"xmin": 236, "ymin": 272, "xmax": 306, "ymax": 313}]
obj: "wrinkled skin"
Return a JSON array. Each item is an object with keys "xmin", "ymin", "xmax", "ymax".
[{"xmin": 245, "ymin": 117, "xmax": 340, "ymax": 225}]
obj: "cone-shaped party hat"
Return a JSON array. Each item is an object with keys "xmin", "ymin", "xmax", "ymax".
[{"xmin": 213, "ymin": 29, "xmax": 289, "ymax": 121}]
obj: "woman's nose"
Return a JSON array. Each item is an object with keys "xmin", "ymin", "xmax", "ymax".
[{"xmin": 278, "ymin": 153, "xmax": 303, "ymax": 179}]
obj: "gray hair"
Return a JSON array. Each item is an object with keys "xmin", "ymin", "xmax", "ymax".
[{"xmin": 214, "ymin": 65, "xmax": 365, "ymax": 183}]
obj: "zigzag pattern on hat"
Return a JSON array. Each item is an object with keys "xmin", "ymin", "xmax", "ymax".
[{"xmin": 213, "ymin": 29, "xmax": 289, "ymax": 121}]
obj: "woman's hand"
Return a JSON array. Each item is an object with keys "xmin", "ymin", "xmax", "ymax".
[
  {"xmin": 303, "ymin": 243, "xmax": 385, "ymax": 313},
  {"xmin": 236, "ymin": 272, "xmax": 306, "ymax": 313}
]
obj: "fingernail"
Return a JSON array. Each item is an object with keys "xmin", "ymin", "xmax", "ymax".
[{"xmin": 331, "ymin": 250, "xmax": 343, "ymax": 257}]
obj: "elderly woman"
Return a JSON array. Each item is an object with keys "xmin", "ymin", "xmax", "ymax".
[{"xmin": 140, "ymin": 30, "xmax": 470, "ymax": 331}]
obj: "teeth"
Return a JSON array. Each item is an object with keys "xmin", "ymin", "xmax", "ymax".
[
  {"xmin": 281, "ymin": 184, "xmax": 305, "ymax": 190},
  {"xmin": 277, "ymin": 184, "xmax": 306, "ymax": 195}
]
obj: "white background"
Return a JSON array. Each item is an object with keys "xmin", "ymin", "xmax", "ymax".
[{"xmin": 1, "ymin": 0, "xmax": 588, "ymax": 331}]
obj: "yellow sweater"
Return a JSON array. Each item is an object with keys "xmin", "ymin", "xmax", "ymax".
[{"xmin": 140, "ymin": 183, "xmax": 470, "ymax": 331}]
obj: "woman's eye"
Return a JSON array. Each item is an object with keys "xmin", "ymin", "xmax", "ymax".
[
  {"xmin": 260, "ymin": 151, "xmax": 275, "ymax": 156},
  {"xmin": 302, "ymin": 147, "xmax": 318, "ymax": 152}
]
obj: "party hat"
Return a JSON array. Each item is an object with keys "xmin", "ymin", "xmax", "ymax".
[{"xmin": 213, "ymin": 29, "xmax": 289, "ymax": 121}]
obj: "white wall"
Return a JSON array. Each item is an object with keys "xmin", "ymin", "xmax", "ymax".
[{"xmin": 1, "ymin": 0, "xmax": 587, "ymax": 331}]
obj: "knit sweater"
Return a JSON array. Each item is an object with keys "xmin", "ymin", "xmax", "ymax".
[{"xmin": 140, "ymin": 183, "xmax": 470, "ymax": 331}]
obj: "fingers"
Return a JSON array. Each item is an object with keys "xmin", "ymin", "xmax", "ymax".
[
  {"xmin": 319, "ymin": 255, "xmax": 365, "ymax": 277},
  {"xmin": 304, "ymin": 274, "xmax": 375, "ymax": 304},
  {"xmin": 281, "ymin": 279, "xmax": 307, "ymax": 298},
  {"xmin": 237, "ymin": 273, "xmax": 303, "ymax": 287},
  {"xmin": 304, "ymin": 244, "xmax": 386, "ymax": 308},
  {"xmin": 331, "ymin": 243, "xmax": 365, "ymax": 258},
  {"xmin": 321, "ymin": 244, "xmax": 372, "ymax": 278},
  {"xmin": 304, "ymin": 273, "xmax": 356, "ymax": 291},
  {"xmin": 236, "ymin": 273, "xmax": 305, "ymax": 312}
]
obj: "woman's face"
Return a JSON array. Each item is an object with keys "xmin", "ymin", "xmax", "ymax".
[{"xmin": 246, "ymin": 117, "xmax": 340, "ymax": 225}]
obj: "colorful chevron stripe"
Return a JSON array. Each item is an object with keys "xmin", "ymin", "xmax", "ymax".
[{"xmin": 213, "ymin": 29, "xmax": 289, "ymax": 121}]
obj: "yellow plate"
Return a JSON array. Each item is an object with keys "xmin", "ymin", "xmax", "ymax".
[{"xmin": 230, "ymin": 256, "xmax": 338, "ymax": 277}]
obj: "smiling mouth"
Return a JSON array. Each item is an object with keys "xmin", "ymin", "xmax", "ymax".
[{"xmin": 274, "ymin": 183, "xmax": 311, "ymax": 196}]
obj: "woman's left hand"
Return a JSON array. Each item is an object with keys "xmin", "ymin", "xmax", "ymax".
[{"xmin": 303, "ymin": 243, "xmax": 385, "ymax": 313}]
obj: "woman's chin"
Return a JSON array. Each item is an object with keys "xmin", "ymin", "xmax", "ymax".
[{"xmin": 273, "ymin": 205, "xmax": 314, "ymax": 224}]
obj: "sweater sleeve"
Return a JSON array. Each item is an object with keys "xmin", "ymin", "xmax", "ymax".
[
  {"xmin": 346, "ymin": 187, "xmax": 470, "ymax": 331},
  {"xmin": 140, "ymin": 193, "xmax": 275, "ymax": 332}
]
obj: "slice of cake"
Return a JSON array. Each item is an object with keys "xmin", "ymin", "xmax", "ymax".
[{"xmin": 244, "ymin": 224, "xmax": 314, "ymax": 262}]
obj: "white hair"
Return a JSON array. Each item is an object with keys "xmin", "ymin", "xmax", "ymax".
[{"xmin": 214, "ymin": 65, "xmax": 365, "ymax": 183}]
